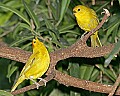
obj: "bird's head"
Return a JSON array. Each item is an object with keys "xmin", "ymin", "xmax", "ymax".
[
  {"xmin": 32, "ymin": 37, "xmax": 43, "ymax": 48},
  {"xmin": 73, "ymin": 5, "xmax": 88, "ymax": 18}
]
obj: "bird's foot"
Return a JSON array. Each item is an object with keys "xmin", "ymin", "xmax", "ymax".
[
  {"xmin": 81, "ymin": 32, "xmax": 88, "ymax": 40},
  {"xmin": 29, "ymin": 76, "xmax": 40, "ymax": 89},
  {"xmin": 38, "ymin": 78, "xmax": 47, "ymax": 86}
]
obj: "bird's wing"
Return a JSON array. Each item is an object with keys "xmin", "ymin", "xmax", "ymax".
[
  {"xmin": 19, "ymin": 51, "xmax": 41, "ymax": 77},
  {"xmin": 89, "ymin": 15, "xmax": 99, "ymax": 30}
]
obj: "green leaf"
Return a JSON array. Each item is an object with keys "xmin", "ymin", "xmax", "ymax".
[
  {"xmin": 60, "ymin": 30, "xmax": 80, "ymax": 35},
  {"xmin": 90, "ymin": 69, "xmax": 99, "ymax": 81},
  {"xmin": 6, "ymin": 62, "xmax": 18, "ymax": 82},
  {"xmin": 59, "ymin": 23, "xmax": 76, "ymax": 32},
  {"xmin": 0, "ymin": 90, "xmax": 13, "ymax": 96},
  {"xmin": 96, "ymin": 1, "xmax": 109, "ymax": 12},
  {"xmin": 111, "ymin": 23, "xmax": 119, "ymax": 43},
  {"xmin": 104, "ymin": 40, "xmax": 120, "ymax": 67},
  {"xmin": 21, "ymin": 42, "xmax": 31, "ymax": 50},
  {"xmin": 0, "ymin": 12, "xmax": 13, "ymax": 26},
  {"xmin": 5, "ymin": 0, "xmax": 23, "ymax": 9},
  {"xmin": 84, "ymin": 66, "xmax": 94, "ymax": 80},
  {"xmin": 56, "ymin": 0, "xmax": 71, "ymax": 26},
  {"xmin": 50, "ymin": 89, "xmax": 68, "ymax": 96},
  {"xmin": 118, "ymin": 0, "xmax": 120, "ymax": 4},
  {"xmin": 19, "ymin": 23, "xmax": 31, "ymax": 30},
  {"xmin": 12, "ymin": 22, "xmax": 32, "ymax": 39},
  {"xmin": 80, "ymin": 65, "xmax": 94, "ymax": 80},
  {"xmin": 22, "ymin": 0, "xmax": 40, "ymax": 29},
  {"xmin": 70, "ymin": 91, "xmax": 81, "ymax": 96},
  {"xmin": 79, "ymin": 65, "xmax": 87, "ymax": 79},
  {"xmin": 96, "ymin": 64, "xmax": 116, "ymax": 82},
  {"xmin": 10, "ymin": 36, "xmax": 34, "ymax": 47},
  {"xmin": 69, "ymin": 62, "xmax": 80, "ymax": 78},
  {"xmin": 103, "ymin": 21, "xmax": 120, "ymax": 43},
  {"xmin": 42, "ymin": 15, "xmax": 62, "ymax": 47},
  {"xmin": 0, "ymin": 3, "xmax": 30, "ymax": 26}
]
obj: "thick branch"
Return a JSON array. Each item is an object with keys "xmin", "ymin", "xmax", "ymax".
[
  {"xmin": 0, "ymin": 42, "xmax": 114, "ymax": 69},
  {"xmin": 11, "ymin": 68, "xmax": 120, "ymax": 95},
  {"xmin": 54, "ymin": 70, "xmax": 112, "ymax": 94},
  {"xmin": 0, "ymin": 46, "xmax": 31, "ymax": 63}
]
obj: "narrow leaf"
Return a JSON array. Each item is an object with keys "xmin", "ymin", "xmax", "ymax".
[
  {"xmin": 0, "ymin": 3, "xmax": 30, "ymax": 25},
  {"xmin": 56, "ymin": 0, "xmax": 71, "ymax": 26},
  {"xmin": 104, "ymin": 40, "xmax": 120, "ymax": 67},
  {"xmin": 10, "ymin": 36, "xmax": 33, "ymax": 47},
  {"xmin": 96, "ymin": 64, "xmax": 116, "ymax": 82},
  {"xmin": 0, "ymin": 90, "xmax": 13, "ymax": 96},
  {"xmin": 118, "ymin": 0, "xmax": 120, "ymax": 4},
  {"xmin": 22, "ymin": 0, "xmax": 40, "ymax": 29}
]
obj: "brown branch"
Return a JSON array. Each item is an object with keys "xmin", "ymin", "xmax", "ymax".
[
  {"xmin": 0, "ymin": 42, "xmax": 114, "ymax": 66},
  {"xmin": 108, "ymin": 74, "xmax": 120, "ymax": 96},
  {"xmin": 0, "ymin": 46, "xmax": 31, "ymax": 63},
  {"xmin": 10, "ymin": 69, "xmax": 120, "ymax": 95},
  {"xmin": 54, "ymin": 70, "xmax": 112, "ymax": 94},
  {"xmin": 0, "ymin": 9, "xmax": 118, "ymax": 95}
]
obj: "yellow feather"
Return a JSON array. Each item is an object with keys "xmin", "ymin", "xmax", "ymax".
[
  {"xmin": 11, "ymin": 37, "xmax": 50, "ymax": 92},
  {"xmin": 73, "ymin": 5, "xmax": 102, "ymax": 47}
]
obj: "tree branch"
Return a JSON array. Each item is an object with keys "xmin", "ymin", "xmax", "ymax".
[
  {"xmin": 0, "ymin": 9, "xmax": 119, "ymax": 95},
  {"xmin": 108, "ymin": 74, "xmax": 120, "ymax": 96}
]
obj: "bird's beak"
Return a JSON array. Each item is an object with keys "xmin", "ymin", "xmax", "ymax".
[
  {"xmin": 32, "ymin": 40, "xmax": 34, "ymax": 47},
  {"xmin": 32, "ymin": 39, "xmax": 36, "ymax": 47},
  {"xmin": 73, "ymin": 10, "xmax": 76, "ymax": 15},
  {"xmin": 35, "ymin": 37, "xmax": 38, "ymax": 40},
  {"xmin": 73, "ymin": 10, "xmax": 76, "ymax": 14}
]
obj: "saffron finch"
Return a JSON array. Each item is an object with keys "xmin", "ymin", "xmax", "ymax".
[
  {"xmin": 11, "ymin": 37, "xmax": 50, "ymax": 91},
  {"xmin": 73, "ymin": 5, "xmax": 102, "ymax": 47}
]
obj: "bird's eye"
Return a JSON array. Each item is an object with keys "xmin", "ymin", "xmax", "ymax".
[
  {"xmin": 34, "ymin": 41, "xmax": 36, "ymax": 43},
  {"xmin": 78, "ymin": 8, "xmax": 80, "ymax": 11}
]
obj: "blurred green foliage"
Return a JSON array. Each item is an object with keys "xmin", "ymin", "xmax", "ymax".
[{"xmin": 0, "ymin": 0, "xmax": 120, "ymax": 96}]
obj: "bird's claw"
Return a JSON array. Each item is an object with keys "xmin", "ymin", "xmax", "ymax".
[
  {"xmin": 38, "ymin": 78, "xmax": 47, "ymax": 86},
  {"xmin": 81, "ymin": 32, "xmax": 88, "ymax": 40},
  {"xmin": 29, "ymin": 76, "xmax": 40, "ymax": 89}
]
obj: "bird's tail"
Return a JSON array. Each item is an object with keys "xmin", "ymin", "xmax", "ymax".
[
  {"xmin": 90, "ymin": 31, "xmax": 102, "ymax": 47},
  {"xmin": 11, "ymin": 75, "xmax": 25, "ymax": 92}
]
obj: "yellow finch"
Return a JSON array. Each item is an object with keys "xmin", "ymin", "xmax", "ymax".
[
  {"xmin": 73, "ymin": 5, "xmax": 102, "ymax": 47},
  {"xmin": 11, "ymin": 37, "xmax": 50, "ymax": 91}
]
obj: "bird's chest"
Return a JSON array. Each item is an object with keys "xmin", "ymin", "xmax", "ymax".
[{"xmin": 76, "ymin": 15, "xmax": 92, "ymax": 32}]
